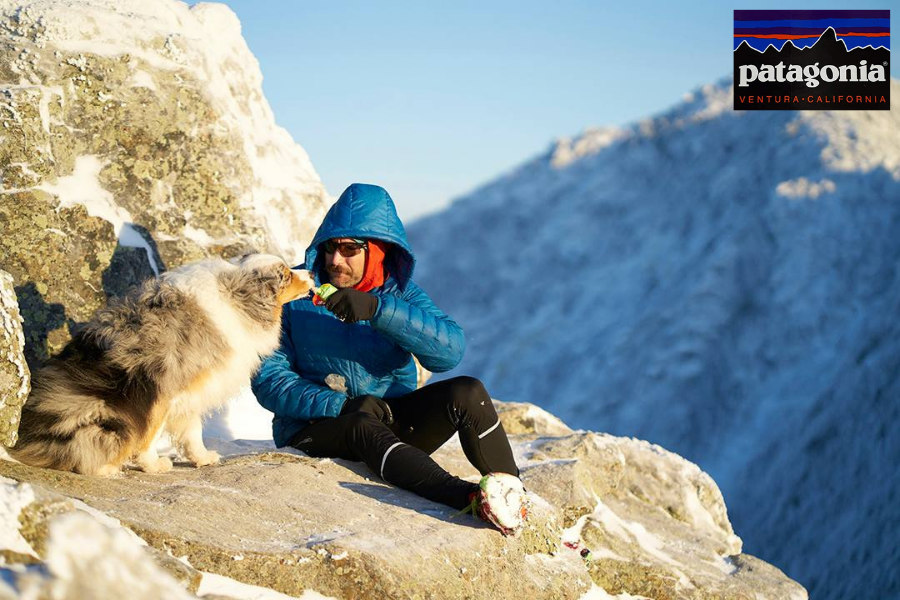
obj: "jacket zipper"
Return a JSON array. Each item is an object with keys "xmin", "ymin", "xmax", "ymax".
[{"xmin": 347, "ymin": 324, "xmax": 356, "ymax": 397}]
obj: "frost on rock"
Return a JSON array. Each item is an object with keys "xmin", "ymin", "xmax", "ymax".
[
  {"xmin": 4, "ymin": 511, "xmax": 195, "ymax": 600},
  {"xmin": 0, "ymin": 476, "xmax": 37, "ymax": 559},
  {"xmin": 0, "ymin": 270, "xmax": 29, "ymax": 447},
  {"xmin": 0, "ymin": 0, "xmax": 331, "ymax": 367}
]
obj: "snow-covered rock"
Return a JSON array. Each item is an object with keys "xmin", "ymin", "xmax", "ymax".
[
  {"xmin": 3, "ymin": 508, "xmax": 196, "ymax": 600},
  {"xmin": 0, "ymin": 0, "xmax": 330, "ymax": 368},
  {"xmin": 408, "ymin": 79, "xmax": 900, "ymax": 600},
  {"xmin": 0, "ymin": 473, "xmax": 312, "ymax": 600},
  {"xmin": 0, "ymin": 402, "xmax": 805, "ymax": 599},
  {"xmin": 0, "ymin": 271, "xmax": 29, "ymax": 447}
]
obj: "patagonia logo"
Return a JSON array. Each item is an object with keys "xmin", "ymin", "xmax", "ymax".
[{"xmin": 734, "ymin": 10, "xmax": 890, "ymax": 110}]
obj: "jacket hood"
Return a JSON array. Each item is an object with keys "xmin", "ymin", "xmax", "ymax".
[{"xmin": 306, "ymin": 183, "xmax": 415, "ymax": 290}]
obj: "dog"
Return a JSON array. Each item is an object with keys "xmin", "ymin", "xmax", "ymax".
[{"xmin": 10, "ymin": 254, "xmax": 314, "ymax": 476}]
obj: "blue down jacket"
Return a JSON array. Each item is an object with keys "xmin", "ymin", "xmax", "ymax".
[{"xmin": 251, "ymin": 183, "xmax": 465, "ymax": 447}]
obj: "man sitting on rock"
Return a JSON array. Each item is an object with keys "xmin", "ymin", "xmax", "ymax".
[{"xmin": 252, "ymin": 183, "xmax": 527, "ymax": 535}]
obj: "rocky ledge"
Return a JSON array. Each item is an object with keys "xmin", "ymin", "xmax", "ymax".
[{"xmin": 0, "ymin": 402, "xmax": 806, "ymax": 600}]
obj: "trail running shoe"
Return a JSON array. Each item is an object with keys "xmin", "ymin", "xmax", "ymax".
[{"xmin": 464, "ymin": 472, "xmax": 528, "ymax": 536}]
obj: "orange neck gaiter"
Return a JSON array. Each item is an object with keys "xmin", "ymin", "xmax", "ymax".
[{"xmin": 353, "ymin": 239, "xmax": 388, "ymax": 292}]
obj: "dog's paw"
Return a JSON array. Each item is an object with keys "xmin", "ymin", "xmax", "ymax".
[
  {"xmin": 192, "ymin": 450, "xmax": 220, "ymax": 467},
  {"xmin": 141, "ymin": 456, "xmax": 173, "ymax": 474},
  {"xmin": 96, "ymin": 463, "xmax": 122, "ymax": 477}
]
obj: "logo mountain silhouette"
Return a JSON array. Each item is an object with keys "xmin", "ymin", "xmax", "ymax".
[{"xmin": 734, "ymin": 25, "xmax": 890, "ymax": 110}]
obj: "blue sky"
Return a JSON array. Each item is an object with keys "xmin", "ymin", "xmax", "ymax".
[{"xmin": 215, "ymin": 1, "xmax": 896, "ymax": 221}]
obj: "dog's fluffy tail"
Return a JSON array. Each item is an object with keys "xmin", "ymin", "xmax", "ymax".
[{"xmin": 10, "ymin": 369, "xmax": 131, "ymax": 476}]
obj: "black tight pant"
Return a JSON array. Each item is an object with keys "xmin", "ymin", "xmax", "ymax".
[{"xmin": 289, "ymin": 376, "xmax": 519, "ymax": 510}]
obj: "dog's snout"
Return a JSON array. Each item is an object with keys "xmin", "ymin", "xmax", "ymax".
[
  {"xmin": 278, "ymin": 268, "xmax": 315, "ymax": 303},
  {"xmin": 290, "ymin": 269, "xmax": 315, "ymax": 287}
]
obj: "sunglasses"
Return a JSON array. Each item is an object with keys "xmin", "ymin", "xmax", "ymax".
[{"xmin": 323, "ymin": 239, "xmax": 368, "ymax": 257}]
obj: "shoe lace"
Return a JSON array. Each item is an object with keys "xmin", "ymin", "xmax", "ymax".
[{"xmin": 452, "ymin": 492, "xmax": 480, "ymax": 519}]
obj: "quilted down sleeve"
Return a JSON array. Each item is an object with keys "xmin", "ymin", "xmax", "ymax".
[
  {"xmin": 370, "ymin": 281, "xmax": 465, "ymax": 373},
  {"xmin": 251, "ymin": 312, "xmax": 347, "ymax": 420}
]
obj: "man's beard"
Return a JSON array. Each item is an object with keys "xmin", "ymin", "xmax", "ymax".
[{"xmin": 328, "ymin": 266, "xmax": 360, "ymax": 288}]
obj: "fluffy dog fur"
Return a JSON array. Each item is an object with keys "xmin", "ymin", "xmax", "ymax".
[{"xmin": 11, "ymin": 254, "xmax": 314, "ymax": 476}]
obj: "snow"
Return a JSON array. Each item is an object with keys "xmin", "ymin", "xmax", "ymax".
[
  {"xmin": 200, "ymin": 385, "xmax": 278, "ymax": 443},
  {"xmin": 47, "ymin": 513, "xmax": 193, "ymax": 599},
  {"xmin": 708, "ymin": 555, "xmax": 738, "ymax": 576},
  {"xmin": 36, "ymin": 86, "xmax": 63, "ymax": 134},
  {"xmin": 579, "ymin": 584, "xmax": 651, "ymax": 599},
  {"xmin": 127, "ymin": 68, "xmax": 157, "ymax": 91},
  {"xmin": 408, "ymin": 78, "xmax": 900, "ymax": 600},
  {"xmin": 0, "ymin": 473, "xmax": 340, "ymax": 599},
  {"xmin": 552, "ymin": 127, "xmax": 627, "ymax": 168},
  {"xmin": 680, "ymin": 484, "xmax": 718, "ymax": 532},
  {"xmin": 775, "ymin": 177, "xmax": 836, "ymax": 199},
  {"xmin": 1, "ymin": 511, "xmax": 196, "ymax": 600},
  {"xmin": 67, "ymin": 497, "xmax": 149, "ymax": 546},
  {"xmin": 587, "ymin": 547, "xmax": 627, "ymax": 562},
  {"xmin": 183, "ymin": 224, "xmax": 217, "ymax": 247},
  {"xmin": 0, "ymin": 272, "xmax": 29, "ymax": 408},
  {"xmin": 38, "ymin": 155, "xmax": 160, "ymax": 275},
  {"xmin": 591, "ymin": 501, "xmax": 682, "ymax": 571},
  {"xmin": 0, "ymin": 477, "xmax": 37, "ymax": 557},
  {"xmin": 561, "ymin": 512, "xmax": 592, "ymax": 547},
  {"xmin": 197, "ymin": 571, "xmax": 338, "ymax": 600}
]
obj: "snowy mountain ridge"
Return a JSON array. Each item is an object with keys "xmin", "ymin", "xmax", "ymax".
[
  {"xmin": 408, "ymin": 78, "xmax": 900, "ymax": 600},
  {"xmin": 554, "ymin": 79, "xmax": 897, "ymax": 175}
]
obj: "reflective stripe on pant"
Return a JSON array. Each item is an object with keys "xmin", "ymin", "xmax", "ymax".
[
  {"xmin": 289, "ymin": 376, "xmax": 519, "ymax": 510},
  {"xmin": 385, "ymin": 376, "xmax": 519, "ymax": 478}
]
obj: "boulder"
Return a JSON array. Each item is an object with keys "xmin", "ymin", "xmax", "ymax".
[
  {"xmin": 0, "ymin": 476, "xmax": 197, "ymax": 600},
  {"xmin": 0, "ymin": 0, "xmax": 330, "ymax": 368},
  {"xmin": 0, "ymin": 270, "xmax": 29, "ymax": 447}
]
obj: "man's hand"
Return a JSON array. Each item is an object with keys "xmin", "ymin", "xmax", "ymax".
[
  {"xmin": 339, "ymin": 394, "xmax": 394, "ymax": 425},
  {"xmin": 324, "ymin": 288, "xmax": 378, "ymax": 323}
]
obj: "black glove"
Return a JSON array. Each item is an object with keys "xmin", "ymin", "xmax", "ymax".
[
  {"xmin": 324, "ymin": 288, "xmax": 378, "ymax": 323},
  {"xmin": 339, "ymin": 394, "xmax": 394, "ymax": 425}
]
